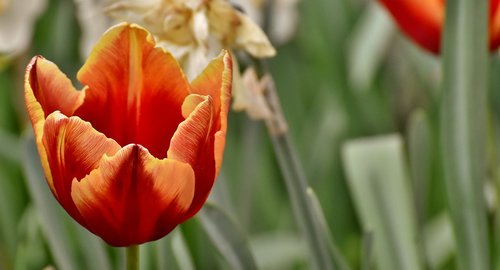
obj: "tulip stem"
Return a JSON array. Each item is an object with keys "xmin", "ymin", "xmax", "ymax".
[{"xmin": 126, "ymin": 245, "xmax": 140, "ymax": 270}]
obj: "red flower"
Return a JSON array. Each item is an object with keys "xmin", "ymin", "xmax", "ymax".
[
  {"xmin": 24, "ymin": 23, "xmax": 232, "ymax": 246},
  {"xmin": 379, "ymin": 0, "xmax": 500, "ymax": 54}
]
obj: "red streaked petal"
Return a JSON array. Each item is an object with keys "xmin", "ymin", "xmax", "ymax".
[
  {"xmin": 168, "ymin": 94, "xmax": 213, "ymax": 167},
  {"xmin": 71, "ymin": 144, "xmax": 195, "ymax": 246},
  {"xmin": 168, "ymin": 95, "xmax": 214, "ymax": 219},
  {"xmin": 26, "ymin": 56, "xmax": 85, "ymax": 119},
  {"xmin": 379, "ymin": 0, "xmax": 443, "ymax": 54},
  {"xmin": 74, "ymin": 23, "xmax": 190, "ymax": 158},
  {"xmin": 42, "ymin": 111, "xmax": 121, "ymax": 224},
  {"xmin": 190, "ymin": 51, "xmax": 232, "ymax": 175}
]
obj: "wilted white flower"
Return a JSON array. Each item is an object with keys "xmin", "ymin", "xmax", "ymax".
[
  {"xmin": 105, "ymin": 0, "xmax": 276, "ymax": 79},
  {"xmin": 0, "ymin": 0, "xmax": 47, "ymax": 56}
]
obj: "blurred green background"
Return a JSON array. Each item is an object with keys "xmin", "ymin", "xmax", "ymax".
[{"xmin": 0, "ymin": 0, "xmax": 480, "ymax": 269}]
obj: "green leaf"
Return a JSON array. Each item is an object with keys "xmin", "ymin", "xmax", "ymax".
[
  {"xmin": 306, "ymin": 188, "xmax": 350, "ymax": 270},
  {"xmin": 407, "ymin": 109, "xmax": 431, "ymax": 224},
  {"xmin": 441, "ymin": 0, "xmax": 490, "ymax": 269},
  {"xmin": 156, "ymin": 229, "xmax": 195, "ymax": 270},
  {"xmin": 198, "ymin": 203, "xmax": 258, "ymax": 270},
  {"xmin": 347, "ymin": 1, "xmax": 394, "ymax": 92},
  {"xmin": 342, "ymin": 134, "xmax": 422, "ymax": 270}
]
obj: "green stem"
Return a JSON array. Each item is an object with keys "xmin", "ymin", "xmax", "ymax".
[
  {"xmin": 126, "ymin": 245, "xmax": 140, "ymax": 270},
  {"xmin": 441, "ymin": 0, "xmax": 490, "ymax": 269},
  {"xmin": 254, "ymin": 59, "xmax": 348, "ymax": 270}
]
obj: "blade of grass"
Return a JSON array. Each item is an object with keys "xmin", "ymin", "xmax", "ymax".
[
  {"xmin": 198, "ymin": 203, "xmax": 258, "ymax": 270},
  {"xmin": 441, "ymin": 0, "xmax": 490, "ymax": 269}
]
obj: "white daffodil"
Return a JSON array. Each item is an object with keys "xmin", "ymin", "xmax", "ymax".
[
  {"xmin": 0, "ymin": 0, "xmax": 47, "ymax": 56},
  {"xmin": 105, "ymin": 0, "xmax": 275, "ymax": 79}
]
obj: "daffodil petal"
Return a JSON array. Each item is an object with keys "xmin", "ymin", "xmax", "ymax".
[
  {"xmin": 42, "ymin": 111, "xmax": 121, "ymax": 224},
  {"xmin": 74, "ymin": 23, "xmax": 190, "ymax": 158},
  {"xmin": 71, "ymin": 144, "xmax": 195, "ymax": 246}
]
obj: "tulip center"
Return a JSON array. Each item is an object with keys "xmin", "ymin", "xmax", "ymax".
[{"xmin": 0, "ymin": 0, "xmax": 8, "ymax": 14}]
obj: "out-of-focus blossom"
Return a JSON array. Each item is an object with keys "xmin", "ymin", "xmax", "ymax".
[
  {"xmin": 24, "ymin": 23, "xmax": 232, "ymax": 246},
  {"xmin": 379, "ymin": 0, "xmax": 500, "ymax": 54},
  {"xmin": 0, "ymin": 0, "xmax": 47, "ymax": 56},
  {"xmin": 105, "ymin": 0, "xmax": 275, "ymax": 79},
  {"xmin": 74, "ymin": 0, "xmax": 116, "ymax": 57},
  {"xmin": 232, "ymin": 0, "xmax": 300, "ymax": 45}
]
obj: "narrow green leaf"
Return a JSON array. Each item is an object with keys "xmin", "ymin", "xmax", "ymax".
[
  {"xmin": 270, "ymin": 134, "xmax": 349, "ymax": 270},
  {"xmin": 407, "ymin": 109, "xmax": 431, "ymax": 224},
  {"xmin": 22, "ymin": 135, "xmax": 79, "ymax": 270},
  {"xmin": 198, "ymin": 203, "xmax": 258, "ymax": 270},
  {"xmin": 306, "ymin": 188, "xmax": 350, "ymax": 270},
  {"xmin": 342, "ymin": 134, "xmax": 422, "ymax": 270},
  {"xmin": 347, "ymin": 1, "xmax": 394, "ymax": 92},
  {"xmin": 441, "ymin": 0, "xmax": 490, "ymax": 269}
]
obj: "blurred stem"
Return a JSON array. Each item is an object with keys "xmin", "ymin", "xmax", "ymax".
[
  {"xmin": 126, "ymin": 245, "xmax": 140, "ymax": 270},
  {"xmin": 441, "ymin": 0, "xmax": 490, "ymax": 269},
  {"xmin": 252, "ymin": 58, "xmax": 348, "ymax": 270}
]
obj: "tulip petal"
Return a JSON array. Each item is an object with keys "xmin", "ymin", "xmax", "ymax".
[
  {"xmin": 190, "ymin": 51, "xmax": 232, "ymax": 175},
  {"xmin": 24, "ymin": 56, "xmax": 85, "ymax": 200},
  {"xmin": 490, "ymin": 0, "xmax": 500, "ymax": 50},
  {"xmin": 379, "ymin": 0, "xmax": 443, "ymax": 53},
  {"xmin": 42, "ymin": 111, "xmax": 121, "ymax": 223},
  {"xmin": 168, "ymin": 94, "xmax": 215, "ymax": 218},
  {"xmin": 74, "ymin": 23, "xmax": 190, "ymax": 158},
  {"xmin": 71, "ymin": 144, "xmax": 195, "ymax": 246},
  {"xmin": 168, "ymin": 94, "xmax": 213, "ymax": 167}
]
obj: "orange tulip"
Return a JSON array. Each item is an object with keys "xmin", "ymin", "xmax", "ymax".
[
  {"xmin": 379, "ymin": 0, "xmax": 500, "ymax": 54},
  {"xmin": 24, "ymin": 23, "xmax": 232, "ymax": 246}
]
